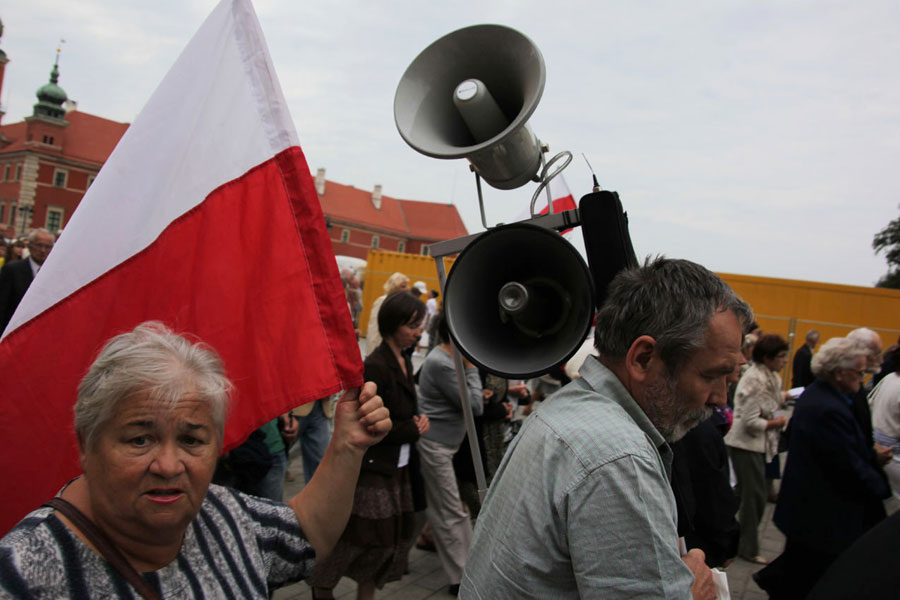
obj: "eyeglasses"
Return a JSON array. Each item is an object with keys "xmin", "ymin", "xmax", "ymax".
[
  {"xmin": 30, "ymin": 243, "xmax": 53, "ymax": 251},
  {"xmin": 845, "ymin": 368, "xmax": 866, "ymax": 378}
]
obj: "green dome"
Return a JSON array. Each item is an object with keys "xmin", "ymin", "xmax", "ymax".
[
  {"xmin": 36, "ymin": 82, "xmax": 67, "ymax": 104},
  {"xmin": 33, "ymin": 61, "xmax": 67, "ymax": 120}
]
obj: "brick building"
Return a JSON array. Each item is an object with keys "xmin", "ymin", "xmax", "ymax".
[
  {"xmin": 314, "ymin": 168, "xmax": 468, "ymax": 260},
  {"xmin": 0, "ymin": 33, "xmax": 465, "ymax": 251},
  {"xmin": 0, "ymin": 50, "xmax": 129, "ymax": 236}
]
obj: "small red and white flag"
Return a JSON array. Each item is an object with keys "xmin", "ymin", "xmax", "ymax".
[
  {"xmin": 516, "ymin": 173, "xmax": 578, "ymax": 235},
  {"xmin": 0, "ymin": 0, "xmax": 362, "ymax": 533}
]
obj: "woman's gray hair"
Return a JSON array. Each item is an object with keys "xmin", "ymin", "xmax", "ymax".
[
  {"xmin": 75, "ymin": 321, "xmax": 232, "ymax": 452},
  {"xmin": 593, "ymin": 256, "xmax": 753, "ymax": 374},
  {"xmin": 811, "ymin": 337, "xmax": 868, "ymax": 378}
]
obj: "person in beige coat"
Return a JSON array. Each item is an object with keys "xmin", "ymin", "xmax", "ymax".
[
  {"xmin": 365, "ymin": 272, "xmax": 409, "ymax": 355},
  {"xmin": 724, "ymin": 333, "xmax": 790, "ymax": 564}
]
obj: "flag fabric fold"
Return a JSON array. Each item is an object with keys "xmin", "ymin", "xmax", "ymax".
[{"xmin": 0, "ymin": 0, "xmax": 362, "ymax": 534}]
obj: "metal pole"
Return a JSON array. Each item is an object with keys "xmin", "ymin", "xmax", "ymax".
[{"xmin": 434, "ymin": 255, "xmax": 489, "ymax": 500}]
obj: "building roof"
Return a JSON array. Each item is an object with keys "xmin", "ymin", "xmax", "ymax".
[
  {"xmin": 398, "ymin": 198, "xmax": 469, "ymax": 241},
  {"xmin": 62, "ymin": 111, "xmax": 129, "ymax": 165},
  {"xmin": 0, "ymin": 110, "xmax": 129, "ymax": 166},
  {"xmin": 317, "ymin": 178, "xmax": 468, "ymax": 242},
  {"xmin": 318, "ymin": 180, "xmax": 410, "ymax": 236}
]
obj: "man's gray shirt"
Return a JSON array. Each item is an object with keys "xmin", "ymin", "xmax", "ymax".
[{"xmin": 460, "ymin": 356, "xmax": 694, "ymax": 599}]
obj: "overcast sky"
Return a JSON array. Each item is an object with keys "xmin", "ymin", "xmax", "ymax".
[{"xmin": 2, "ymin": 1, "xmax": 898, "ymax": 287}]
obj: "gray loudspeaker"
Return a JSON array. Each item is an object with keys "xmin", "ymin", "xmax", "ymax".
[
  {"xmin": 444, "ymin": 224, "xmax": 594, "ymax": 378},
  {"xmin": 394, "ymin": 24, "xmax": 546, "ymax": 190}
]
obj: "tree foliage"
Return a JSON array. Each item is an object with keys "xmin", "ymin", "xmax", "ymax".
[{"xmin": 873, "ymin": 207, "xmax": 900, "ymax": 288}]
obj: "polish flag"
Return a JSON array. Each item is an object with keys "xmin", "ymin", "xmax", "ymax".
[
  {"xmin": 516, "ymin": 173, "xmax": 578, "ymax": 235},
  {"xmin": 0, "ymin": 0, "xmax": 362, "ymax": 533}
]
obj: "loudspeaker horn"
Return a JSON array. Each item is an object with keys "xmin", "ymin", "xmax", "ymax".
[
  {"xmin": 444, "ymin": 224, "xmax": 594, "ymax": 378},
  {"xmin": 394, "ymin": 24, "xmax": 546, "ymax": 190}
]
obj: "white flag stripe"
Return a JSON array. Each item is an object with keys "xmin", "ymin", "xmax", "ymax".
[
  {"xmin": 4, "ymin": 0, "xmax": 299, "ymax": 337},
  {"xmin": 514, "ymin": 173, "xmax": 575, "ymax": 222}
]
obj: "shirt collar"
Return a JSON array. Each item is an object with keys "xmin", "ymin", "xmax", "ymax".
[
  {"xmin": 27, "ymin": 256, "xmax": 40, "ymax": 276},
  {"xmin": 578, "ymin": 355, "xmax": 672, "ymax": 466}
]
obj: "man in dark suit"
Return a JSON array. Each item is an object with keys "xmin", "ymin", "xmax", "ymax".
[
  {"xmin": 0, "ymin": 228, "xmax": 54, "ymax": 332},
  {"xmin": 791, "ymin": 329, "xmax": 819, "ymax": 388},
  {"xmin": 754, "ymin": 337, "xmax": 890, "ymax": 599}
]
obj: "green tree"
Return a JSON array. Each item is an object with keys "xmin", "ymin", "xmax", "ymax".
[{"xmin": 873, "ymin": 207, "xmax": 900, "ymax": 288}]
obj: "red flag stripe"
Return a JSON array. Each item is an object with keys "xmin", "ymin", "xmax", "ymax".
[{"xmin": 0, "ymin": 146, "xmax": 362, "ymax": 534}]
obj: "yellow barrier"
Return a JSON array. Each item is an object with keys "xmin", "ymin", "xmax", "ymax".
[
  {"xmin": 358, "ymin": 249, "xmax": 456, "ymax": 337},
  {"xmin": 357, "ymin": 251, "xmax": 900, "ymax": 371}
]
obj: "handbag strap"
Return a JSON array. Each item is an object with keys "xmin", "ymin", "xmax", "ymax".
[{"xmin": 43, "ymin": 497, "xmax": 163, "ymax": 600}]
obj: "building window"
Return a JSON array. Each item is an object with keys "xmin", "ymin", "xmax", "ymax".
[
  {"xmin": 15, "ymin": 165, "xmax": 22, "ymax": 180},
  {"xmin": 340, "ymin": 228, "xmax": 350, "ymax": 243},
  {"xmin": 46, "ymin": 207, "xmax": 64, "ymax": 233},
  {"xmin": 53, "ymin": 169, "xmax": 68, "ymax": 188},
  {"xmin": 87, "ymin": 175, "xmax": 96, "ymax": 188},
  {"xmin": 397, "ymin": 241, "xmax": 406, "ymax": 253},
  {"xmin": 0, "ymin": 204, "xmax": 5, "ymax": 223},
  {"xmin": 42, "ymin": 135, "xmax": 55, "ymax": 145},
  {"xmin": 10, "ymin": 205, "xmax": 16, "ymax": 224},
  {"xmin": 421, "ymin": 245, "xmax": 430, "ymax": 256},
  {"xmin": 3, "ymin": 165, "xmax": 9, "ymax": 181},
  {"xmin": 371, "ymin": 235, "xmax": 379, "ymax": 249}
]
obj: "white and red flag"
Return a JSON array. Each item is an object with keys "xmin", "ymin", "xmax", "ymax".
[
  {"xmin": 516, "ymin": 173, "xmax": 578, "ymax": 234},
  {"xmin": 0, "ymin": 0, "xmax": 362, "ymax": 533}
]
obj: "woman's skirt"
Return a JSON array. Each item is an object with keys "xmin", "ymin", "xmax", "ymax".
[{"xmin": 308, "ymin": 466, "xmax": 416, "ymax": 589}]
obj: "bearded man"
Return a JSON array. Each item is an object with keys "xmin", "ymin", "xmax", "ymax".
[{"xmin": 459, "ymin": 257, "xmax": 751, "ymax": 600}]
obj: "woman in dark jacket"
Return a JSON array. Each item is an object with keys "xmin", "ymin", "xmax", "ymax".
[{"xmin": 310, "ymin": 291, "xmax": 429, "ymax": 600}]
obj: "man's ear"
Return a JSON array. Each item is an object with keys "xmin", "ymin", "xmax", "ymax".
[{"xmin": 624, "ymin": 335, "xmax": 658, "ymax": 383}]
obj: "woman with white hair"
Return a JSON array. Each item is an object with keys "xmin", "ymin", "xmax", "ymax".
[
  {"xmin": 365, "ymin": 272, "xmax": 409, "ymax": 355},
  {"xmin": 0, "ymin": 322, "xmax": 392, "ymax": 598},
  {"xmin": 869, "ymin": 345, "xmax": 900, "ymax": 505},
  {"xmin": 754, "ymin": 337, "xmax": 891, "ymax": 599}
]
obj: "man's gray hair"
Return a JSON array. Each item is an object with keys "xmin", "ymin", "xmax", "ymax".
[
  {"xmin": 593, "ymin": 257, "xmax": 753, "ymax": 373},
  {"xmin": 847, "ymin": 327, "xmax": 881, "ymax": 356},
  {"xmin": 811, "ymin": 337, "xmax": 867, "ymax": 378},
  {"xmin": 805, "ymin": 330, "xmax": 820, "ymax": 343},
  {"xmin": 27, "ymin": 228, "xmax": 52, "ymax": 243},
  {"xmin": 75, "ymin": 321, "xmax": 231, "ymax": 452}
]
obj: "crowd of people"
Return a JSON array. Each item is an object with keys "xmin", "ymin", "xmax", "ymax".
[
  {"xmin": 1, "ymin": 254, "xmax": 898, "ymax": 600},
  {"xmin": 0, "ymin": 225, "xmax": 56, "ymax": 332}
]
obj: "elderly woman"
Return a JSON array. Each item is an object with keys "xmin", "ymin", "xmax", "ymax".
[
  {"xmin": 755, "ymin": 337, "xmax": 891, "ymax": 599},
  {"xmin": 310, "ymin": 291, "xmax": 429, "ymax": 600},
  {"xmin": 871, "ymin": 346, "xmax": 900, "ymax": 505},
  {"xmin": 0, "ymin": 322, "xmax": 391, "ymax": 598},
  {"xmin": 723, "ymin": 333, "xmax": 789, "ymax": 564}
]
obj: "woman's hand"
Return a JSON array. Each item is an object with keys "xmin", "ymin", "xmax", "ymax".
[
  {"xmin": 482, "ymin": 389, "xmax": 495, "ymax": 403},
  {"xmin": 503, "ymin": 401, "xmax": 514, "ymax": 420},
  {"xmin": 333, "ymin": 382, "xmax": 392, "ymax": 452},
  {"xmin": 414, "ymin": 414, "xmax": 431, "ymax": 435},
  {"xmin": 768, "ymin": 415, "xmax": 788, "ymax": 430},
  {"xmin": 507, "ymin": 383, "xmax": 528, "ymax": 398}
]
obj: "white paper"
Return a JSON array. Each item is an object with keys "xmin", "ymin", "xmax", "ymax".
[{"xmin": 398, "ymin": 443, "xmax": 410, "ymax": 468}]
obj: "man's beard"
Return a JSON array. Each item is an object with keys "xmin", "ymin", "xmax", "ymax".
[{"xmin": 641, "ymin": 375, "xmax": 712, "ymax": 443}]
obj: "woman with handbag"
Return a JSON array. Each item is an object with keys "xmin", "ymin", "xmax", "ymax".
[
  {"xmin": 724, "ymin": 333, "xmax": 790, "ymax": 564},
  {"xmin": 309, "ymin": 291, "xmax": 429, "ymax": 600}
]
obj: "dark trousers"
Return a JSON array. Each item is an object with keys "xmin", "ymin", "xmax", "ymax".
[
  {"xmin": 729, "ymin": 446, "xmax": 766, "ymax": 557},
  {"xmin": 753, "ymin": 540, "xmax": 837, "ymax": 599}
]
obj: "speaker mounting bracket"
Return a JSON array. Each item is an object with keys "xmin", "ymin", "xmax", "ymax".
[{"xmin": 470, "ymin": 147, "xmax": 574, "ymax": 231}]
